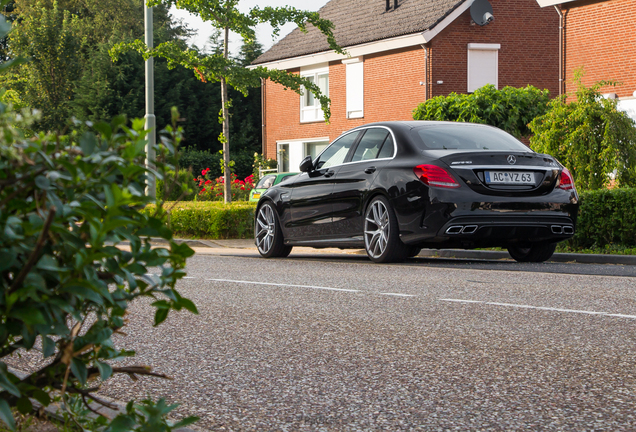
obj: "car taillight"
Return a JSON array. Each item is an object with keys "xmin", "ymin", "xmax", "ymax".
[
  {"xmin": 558, "ymin": 168, "xmax": 575, "ymax": 191},
  {"xmin": 413, "ymin": 164, "xmax": 460, "ymax": 188}
]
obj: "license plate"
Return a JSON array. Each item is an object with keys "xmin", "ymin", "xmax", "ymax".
[
  {"xmin": 252, "ymin": 193, "xmax": 261, "ymax": 199},
  {"xmin": 485, "ymin": 171, "xmax": 535, "ymax": 185}
]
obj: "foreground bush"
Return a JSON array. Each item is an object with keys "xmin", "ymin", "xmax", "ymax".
[
  {"xmin": 0, "ymin": 105, "xmax": 198, "ymax": 430},
  {"xmin": 569, "ymin": 188, "xmax": 636, "ymax": 250},
  {"xmin": 148, "ymin": 202, "xmax": 257, "ymax": 239},
  {"xmin": 157, "ymin": 169, "xmax": 196, "ymax": 201}
]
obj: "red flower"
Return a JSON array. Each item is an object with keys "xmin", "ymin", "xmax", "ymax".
[
  {"xmin": 202, "ymin": 188, "xmax": 206, "ymax": 192},
  {"xmin": 240, "ymin": 186, "xmax": 245, "ymax": 190},
  {"xmin": 205, "ymin": 180, "xmax": 212, "ymax": 185}
]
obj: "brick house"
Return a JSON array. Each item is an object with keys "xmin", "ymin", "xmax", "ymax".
[
  {"xmin": 252, "ymin": 0, "xmax": 560, "ymax": 172},
  {"xmin": 536, "ymin": 0, "xmax": 636, "ymax": 120}
]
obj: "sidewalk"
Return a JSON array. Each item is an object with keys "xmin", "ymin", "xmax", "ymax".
[{"xmin": 154, "ymin": 237, "xmax": 636, "ymax": 266}]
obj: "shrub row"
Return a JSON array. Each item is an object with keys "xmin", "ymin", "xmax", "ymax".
[
  {"xmin": 147, "ymin": 189, "xmax": 636, "ymax": 249},
  {"xmin": 146, "ymin": 201, "xmax": 257, "ymax": 239},
  {"xmin": 570, "ymin": 188, "xmax": 636, "ymax": 249}
]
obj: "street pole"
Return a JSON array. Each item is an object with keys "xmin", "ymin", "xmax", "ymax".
[{"xmin": 144, "ymin": 1, "xmax": 156, "ymax": 199}]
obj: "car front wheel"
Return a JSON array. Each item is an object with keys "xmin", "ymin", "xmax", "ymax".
[
  {"xmin": 507, "ymin": 242, "xmax": 556, "ymax": 263},
  {"xmin": 255, "ymin": 202, "xmax": 292, "ymax": 258},
  {"xmin": 364, "ymin": 196, "xmax": 408, "ymax": 263}
]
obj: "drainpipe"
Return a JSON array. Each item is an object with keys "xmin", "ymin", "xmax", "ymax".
[
  {"xmin": 261, "ymin": 78, "xmax": 266, "ymax": 155},
  {"xmin": 425, "ymin": 45, "xmax": 430, "ymax": 101},
  {"xmin": 554, "ymin": 5, "xmax": 563, "ymax": 97}
]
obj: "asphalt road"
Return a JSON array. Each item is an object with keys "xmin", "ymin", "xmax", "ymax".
[{"xmin": 86, "ymin": 248, "xmax": 636, "ymax": 431}]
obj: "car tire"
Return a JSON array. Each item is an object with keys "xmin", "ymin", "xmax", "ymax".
[
  {"xmin": 364, "ymin": 196, "xmax": 408, "ymax": 263},
  {"xmin": 255, "ymin": 202, "xmax": 292, "ymax": 258},
  {"xmin": 507, "ymin": 242, "xmax": 557, "ymax": 263},
  {"xmin": 406, "ymin": 246, "xmax": 422, "ymax": 258}
]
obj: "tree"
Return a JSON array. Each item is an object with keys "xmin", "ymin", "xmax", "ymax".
[
  {"xmin": 1, "ymin": 0, "xmax": 193, "ymax": 132},
  {"xmin": 0, "ymin": 98, "xmax": 200, "ymax": 430},
  {"xmin": 110, "ymin": 0, "xmax": 344, "ymax": 203},
  {"xmin": 529, "ymin": 72, "xmax": 636, "ymax": 190},
  {"xmin": 412, "ymin": 85, "xmax": 551, "ymax": 139},
  {"xmin": 6, "ymin": 0, "xmax": 82, "ymax": 130}
]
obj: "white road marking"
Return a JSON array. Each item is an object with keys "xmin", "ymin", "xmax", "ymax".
[
  {"xmin": 183, "ymin": 277, "xmax": 196, "ymax": 279},
  {"xmin": 206, "ymin": 278, "xmax": 360, "ymax": 293},
  {"xmin": 439, "ymin": 298, "xmax": 636, "ymax": 319},
  {"xmin": 380, "ymin": 293, "xmax": 416, "ymax": 297}
]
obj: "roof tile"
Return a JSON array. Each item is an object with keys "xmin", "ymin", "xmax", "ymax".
[{"xmin": 253, "ymin": 0, "xmax": 467, "ymax": 65}]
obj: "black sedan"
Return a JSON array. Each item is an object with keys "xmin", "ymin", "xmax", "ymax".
[{"xmin": 255, "ymin": 121, "xmax": 579, "ymax": 263}]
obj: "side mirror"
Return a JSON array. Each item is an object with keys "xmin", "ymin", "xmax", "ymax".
[{"xmin": 299, "ymin": 156, "xmax": 314, "ymax": 173}]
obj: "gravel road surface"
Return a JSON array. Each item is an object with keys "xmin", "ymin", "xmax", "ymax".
[
  {"xmin": 97, "ymin": 250, "xmax": 636, "ymax": 431},
  {"xmin": 8, "ymin": 248, "xmax": 636, "ymax": 430}
]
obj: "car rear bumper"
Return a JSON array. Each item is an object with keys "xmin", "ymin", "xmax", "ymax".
[{"xmin": 396, "ymin": 194, "xmax": 578, "ymax": 247}]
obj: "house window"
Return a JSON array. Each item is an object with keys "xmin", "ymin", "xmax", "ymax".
[
  {"xmin": 277, "ymin": 143, "xmax": 290, "ymax": 172},
  {"xmin": 300, "ymin": 64, "xmax": 329, "ymax": 123},
  {"xmin": 343, "ymin": 57, "xmax": 364, "ymax": 119},
  {"xmin": 467, "ymin": 43, "xmax": 500, "ymax": 93},
  {"xmin": 306, "ymin": 141, "xmax": 329, "ymax": 160},
  {"xmin": 277, "ymin": 138, "xmax": 329, "ymax": 172}
]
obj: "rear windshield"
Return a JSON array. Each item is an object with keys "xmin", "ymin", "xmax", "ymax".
[{"xmin": 412, "ymin": 124, "xmax": 532, "ymax": 152}]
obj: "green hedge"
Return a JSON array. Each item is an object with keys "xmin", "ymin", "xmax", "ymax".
[
  {"xmin": 146, "ymin": 189, "xmax": 636, "ymax": 248},
  {"xmin": 146, "ymin": 201, "xmax": 257, "ymax": 239},
  {"xmin": 570, "ymin": 188, "xmax": 636, "ymax": 249}
]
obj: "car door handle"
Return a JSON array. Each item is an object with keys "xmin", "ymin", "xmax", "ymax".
[
  {"xmin": 364, "ymin": 166, "xmax": 376, "ymax": 174},
  {"xmin": 324, "ymin": 169, "xmax": 335, "ymax": 178}
]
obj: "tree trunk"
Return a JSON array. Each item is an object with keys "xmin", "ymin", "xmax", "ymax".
[{"xmin": 222, "ymin": 25, "xmax": 231, "ymax": 203}]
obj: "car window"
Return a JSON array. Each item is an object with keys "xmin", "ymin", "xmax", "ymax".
[
  {"xmin": 256, "ymin": 175, "xmax": 276, "ymax": 189},
  {"xmin": 351, "ymin": 128, "xmax": 390, "ymax": 162},
  {"xmin": 315, "ymin": 132, "xmax": 360, "ymax": 169},
  {"xmin": 376, "ymin": 134, "xmax": 395, "ymax": 159},
  {"xmin": 413, "ymin": 124, "xmax": 532, "ymax": 151}
]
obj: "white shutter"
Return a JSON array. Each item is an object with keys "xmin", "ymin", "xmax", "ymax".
[
  {"xmin": 345, "ymin": 59, "xmax": 364, "ymax": 118},
  {"xmin": 467, "ymin": 44, "xmax": 499, "ymax": 93}
]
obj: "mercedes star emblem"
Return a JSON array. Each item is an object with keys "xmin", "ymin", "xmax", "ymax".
[{"xmin": 507, "ymin": 155, "xmax": 517, "ymax": 165}]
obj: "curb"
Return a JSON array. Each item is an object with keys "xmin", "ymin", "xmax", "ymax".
[
  {"xmin": 133, "ymin": 237, "xmax": 636, "ymax": 266},
  {"xmin": 416, "ymin": 249, "xmax": 636, "ymax": 265}
]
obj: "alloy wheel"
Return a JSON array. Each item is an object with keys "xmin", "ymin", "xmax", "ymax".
[
  {"xmin": 364, "ymin": 200, "xmax": 390, "ymax": 259},
  {"xmin": 256, "ymin": 204, "xmax": 276, "ymax": 254}
]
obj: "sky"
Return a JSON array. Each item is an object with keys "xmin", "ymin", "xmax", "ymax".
[{"xmin": 169, "ymin": 0, "xmax": 330, "ymax": 56}]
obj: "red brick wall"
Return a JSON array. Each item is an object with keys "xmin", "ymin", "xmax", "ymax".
[
  {"xmin": 562, "ymin": 0, "xmax": 636, "ymax": 98},
  {"xmin": 263, "ymin": 47, "xmax": 426, "ymax": 158},
  {"xmin": 263, "ymin": 0, "xmax": 560, "ymax": 159},
  {"xmin": 430, "ymin": 0, "xmax": 559, "ymax": 97}
]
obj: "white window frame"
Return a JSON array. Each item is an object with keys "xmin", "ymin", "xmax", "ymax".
[
  {"xmin": 276, "ymin": 137, "xmax": 330, "ymax": 172},
  {"xmin": 467, "ymin": 43, "xmax": 500, "ymax": 93},
  {"xmin": 300, "ymin": 64, "xmax": 329, "ymax": 123},
  {"xmin": 343, "ymin": 57, "xmax": 364, "ymax": 119}
]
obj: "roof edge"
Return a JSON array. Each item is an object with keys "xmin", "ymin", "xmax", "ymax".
[
  {"xmin": 536, "ymin": 0, "xmax": 578, "ymax": 6},
  {"xmin": 248, "ymin": 32, "xmax": 428, "ymax": 70},
  {"xmin": 421, "ymin": 0, "xmax": 473, "ymax": 42}
]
